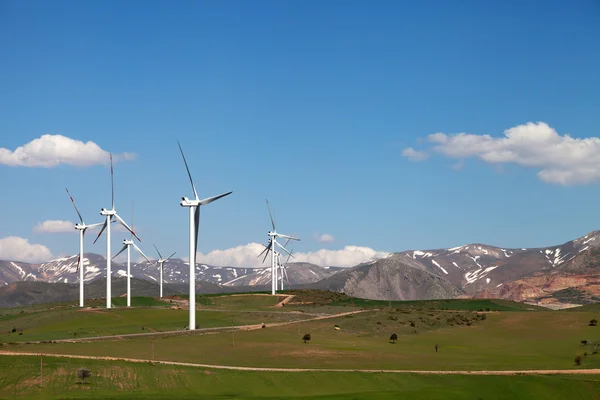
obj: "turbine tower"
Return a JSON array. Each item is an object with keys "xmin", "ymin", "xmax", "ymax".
[
  {"xmin": 257, "ymin": 200, "xmax": 299, "ymax": 295},
  {"xmin": 153, "ymin": 244, "xmax": 176, "ymax": 298},
  {"xmin": 93, "ymin": 153, "xmax": 140, "ymax": 309},
  {"xmin": 279, "ymin": 247, "xmax": 294, "ymax": 291},
  {"xmin": 178, "ymin": 142, "xmax": 232, "ymax": 330},
  {"xmin": 66, "ymin": 188, "xmax": 103, "ymax": 308},
  {"xmin": 112, "ymin": 204, "xmax": 152, "ymax": 307}
]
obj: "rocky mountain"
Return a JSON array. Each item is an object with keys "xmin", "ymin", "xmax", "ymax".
[
  {"xmin": 2, "ymin": 230, "xmax": 600, "ymax": 309},
  {"xmin": 0, "ymin": 253, "xmax": 337, "ymax": 289},
  {"xmin": 391, "ymin": 230, "xmax": 600, "ymax": 308},
  {"xmin": 310, "ymin": 255, "xmax": 462, "ymax": 300}
]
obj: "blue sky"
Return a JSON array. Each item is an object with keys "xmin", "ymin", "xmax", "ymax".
[{"xmin": 1, "ymin": 0, "xmax": 599, "ymax": 266}]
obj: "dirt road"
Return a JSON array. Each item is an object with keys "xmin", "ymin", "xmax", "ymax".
[
  {"xmin": 1, "ymin": 351, "xmax": 599, "ymax": 376},
  {"xmin": 21, "ymin": 309, "xmax": 371, "ymax": 344}
]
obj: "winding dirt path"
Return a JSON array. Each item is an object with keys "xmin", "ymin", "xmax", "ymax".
[
  {"xmin": 19, "ymin": 309, "xmax": 371, "ymax": 344},
  {"xmin": 1, "ymin": 351, "xmax": 599, "ymax": 375}
]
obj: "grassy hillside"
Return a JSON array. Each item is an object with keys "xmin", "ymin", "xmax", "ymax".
[
  {"xmin": 2, "ymin": 355, "xmax": 600, "ymax": 400},
  {"xmin": 6, "ymin": 307, "xmax": 598, "ymax": 371}
]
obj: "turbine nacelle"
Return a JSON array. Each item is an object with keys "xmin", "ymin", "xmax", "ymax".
[
  {"xmin": 100, "ymin": 208, "xmax": 116, "ymax": 216},
  {"xmin": 122, "ymin": 239, "xmax": 134, "ymax": 245},
  {"xmin": 181, "ymin": 197, "xmax": 199, "ymax": 207}
]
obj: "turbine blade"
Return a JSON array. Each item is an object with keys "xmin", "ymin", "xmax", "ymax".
[
  {"xmin": 166, "ymin": 252, "xmax": 176, "ymax": 261},
  {"xmin": 285, "ymin": 249, "xmax": 294, "ymax": 265},
  {"xmin": 277, "ymin": 233, "xmax": 300, "ymax": 241},
  {"xmin": 266, "ymin": 199, "xmax": 275, "ymax": 231},
  {"xmin": 131, "ymin": 200, "xmax": 134, "ymax": 240},
  {"xmin": 110, "ymin": 153, "xmax": 114, "ymax": 210},
  {"xmin": 153, "ymin": 244, "xmax": 163, "ymax": 260},
  {"xmin": 65, "ymin": 188, "xmax": 84, "ymax": 224},
  {"xmin": 261, "ymin": 242, "xmax": 272, "ymax": 263},
  {"xmin": 132, "ymin": 243, "xmax": 152, "ymax": 263},
  {"xmin": 87, "ymin": 222, "xmax": 104, "ymax": 229},
  {"xmin": 274, "ymin": 240, "xmax": 294, "ymax": 259},
  {"xmin": 283, "ymin": 238, "xmax": 291, "ymax": 248},
  {"xmin": 114, "ymin": 213, "xmax": 141, "ymax": 242},
  {"xmin": 92, "ymin": 220, "xmax": 108, "ymax": 244},
  {"xmin": 112, "ymin": 244, "xmax": 127, "ymax": 260},
  {"xmin": 198, "ymin": 191, "xmax": 233, "ymax": 206},
  {"xmin": 177, "ymin": 141, "xmax": 199, "ymax": 200},
  {"xmin": 257, "ymin": 242, "xmax": 270, "ymax": 259},
  {"xmin": 194, "ymin": 206, "xmax": 200, "ymax": 257}
]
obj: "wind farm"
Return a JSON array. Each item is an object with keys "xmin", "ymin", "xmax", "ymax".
[{"xmin": 2, "ymin": 1, "xmax": 600, "ymax": 399}]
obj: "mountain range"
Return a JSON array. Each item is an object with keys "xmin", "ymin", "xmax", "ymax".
[{"xmin": 1, "ymin": 230, "xmax": 600, "ymax": 309}]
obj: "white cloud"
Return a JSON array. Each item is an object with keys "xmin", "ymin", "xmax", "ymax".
[
  {"xmin": 195, "ymin": 243, "xmax": 389, "ymax": 268},
  {"xmin": 33, "ymin": 220, "xmax": 75, "ymax": 233},
  {"xmin": 0, "ymin": 134, "xmax": 136, "ymax": 167},
  {"xmin": 292, "ymin": 246, "xmax": 390, "ymax": 267},
  {"xmin": 315, "ymin": 233, "xmax": 335, "ymax": 243},
  {"xmin": 0, "ymin": 236, "xmax": 53, "ymax": 263},
  {"xmin": 413, "ymin": 122, "xmax": 600, "ymax": 185},
  {"xmin": 401, "ymin": 147, "xmax": 429, "ymax": 161}
]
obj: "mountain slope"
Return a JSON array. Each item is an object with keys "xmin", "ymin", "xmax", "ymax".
[{"xmin": 311, "ymin": 255, "xmax": 462, "ymax": 300}]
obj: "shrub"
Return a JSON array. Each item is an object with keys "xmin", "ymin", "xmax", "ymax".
[
  {"xmin": 389, "ymin": 333, "xmax": 398, "ymax": 343},
  {"xmin": 77, "ymin": 368, "xmax": 92, "ymax": 383},
  {"xmin": 590, "ymin": 319, "xmax": 598, "ymax": 327},
  {"xmin": 302, "ymin": 333, "xmax": 311, "ymax": 343},
  {"xmin": 409, "ymin": 321, "xmax": 416, "ymax": 327},
  {"xmin": 575, "ymin": 355, "xmax": 582, "ymax": 366}
]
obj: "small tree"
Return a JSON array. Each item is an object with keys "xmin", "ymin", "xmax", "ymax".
[
  {"xmin": 435, "ymin": 343, "xmax": 439, "ymax": 353},
  {"xmin": 302, "ymin": 333, "xmax": 311, "ymax": 344},
  {"xmin": 77, "ymin": 368, "xmax": 91, "ymax": 384},
  {"xmin": 389, "ymin": 333, "xmax": 398, "ymax": 344},
  {"xmin": 575, "ymin": 355, "xmax": 582, "ymax": 366},
  {"xmin": 590, "ymin": 319, "xmax": 598, "ymax": 327}
]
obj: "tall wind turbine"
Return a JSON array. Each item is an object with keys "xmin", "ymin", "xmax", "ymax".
[
  {"xmin": 112, "ymin": 203, "xmax": 152, "ymax": 307},
  {"xmin": 93, "ymin": 153, "xmax": 140, "ymax": 309},
  {"xmin": 257, "ymin": 200, "xmax": 300, "ymax": 295},
  {"xmin": 153, "ymin": 244, "xmax": 176, "ymax": 298},
  {"xmin": 178, "ymin": 142, "xmax": 232, "ymax": 330},
  {"xmin": 66, "ymin": 188, "xmax": 103, "ymax": 308}
]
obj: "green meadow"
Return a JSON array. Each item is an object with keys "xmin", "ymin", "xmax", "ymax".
[
  {"xmin": 2, "ymin": 292, "xmax": 600, "ymax": 399},
  {"xmin": 1, "ymin": 355, "xmax": 600, "ymax": 400}
]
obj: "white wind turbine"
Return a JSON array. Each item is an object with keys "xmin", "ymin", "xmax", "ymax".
[
  {"xmin": 153, "ymin": 244, "xmax": 176, "ymax": 298},
  {"xmin": 65, "ymin": 188, "xmax": 104, "ymax": 308},
  {"xmin": 279, "ymin": 246, "xmax": 294, "ymax": 291},
  {"xmin": 178, "ymin": 142, "xmax": 232, "ymax": 331},
  {"xmin": 257, "ymin": 200, "xmax": 299, "ymax": 295},
  {"xmin": 93, "ymin": 153, "xmax": 140, "ymax": 309},
  {"xmin": 112, "ymin": 204, "xmax": 152, "ymax": 307}
]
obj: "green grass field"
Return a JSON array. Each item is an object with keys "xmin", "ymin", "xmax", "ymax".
[
  {"xmin": 5, "ymin": 306, "xmax": 600, "ymax": 371},
  {"xmin": 2, "ymin": 292, "xmax": 600, "ymax": 399},
  {"xmin": 1, "ymin": 355, "xmax": 600, "ymax": 400},
  {"xmin": 0, "ymin": 303, "xmax": 299, "ymax": 342}
]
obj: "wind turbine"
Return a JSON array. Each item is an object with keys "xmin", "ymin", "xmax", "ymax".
[
  {"xmin": 65, "ymin": 188, "xmax": 103, "ymax": 308},
  {"xmin": 112, "ymin": 203, "xmax": 152, "ymax": 307},
  {"xmin": 279, "ymin": 247, "xmax": 294, "ymax": 291},
  {"xmin": 178, "ymin": 142, "xmax": 232, "ymax": 331},
  {"xmin": 93, "ymin": 153, "xmax": 140, "ymax": 309},
  {"xmin": 257, "ymin": 200, "xmax": 300, "ymax": 295},
  {"xmin": 153, "ymin": 244, "xmax": 176, "ymax": 298}
]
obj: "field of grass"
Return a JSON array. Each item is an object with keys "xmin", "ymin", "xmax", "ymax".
[
  {"xmin": 2, "ymin": 292, "xmax": 600, "ymax": 399},
  {"xmin": 2, "ymin": 355, "xmax": 600, "ymax": 400},
  {"xmin": 6, "ymin": 307, "xmax": 600, "ymax": 371},
  {"xmin": 0, "ymin": 305, "xmax": 298, "ymax": 342}
]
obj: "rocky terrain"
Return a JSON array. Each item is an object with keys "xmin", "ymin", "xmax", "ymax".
[{"xmin": 1, "ymin": 230, "xmax": 600, "ymax": 308}]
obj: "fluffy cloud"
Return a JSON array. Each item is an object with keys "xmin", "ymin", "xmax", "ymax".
[
  {"xmin": 315, "ymin": 233, "xmax": 335, "ymax": 243},
  {"xmin": 0, "ymin": 134, "xmax": 136, "ymax": 167},
  {"xmin": 0, "ymin": 236, "xmax": 53, "ymax": 263},
  {"xmin": 195, "ymin": 243, "xmax": 389, "ymax": 268},
  {"xmin": 401, "ymin": 147, "xmax": 429, "ymax": 161},
  {"xmin": 33, "ymin": 220, "xmax": 75, "ymax": 233},
  {"xmin": 404, "ymin": 122, "xmax": 600, "ymax": 185}
]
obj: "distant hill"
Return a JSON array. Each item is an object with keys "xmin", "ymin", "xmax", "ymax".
[{"xmin": 2, "ymin": 230, "xmax": 600, "ymax": 308}]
